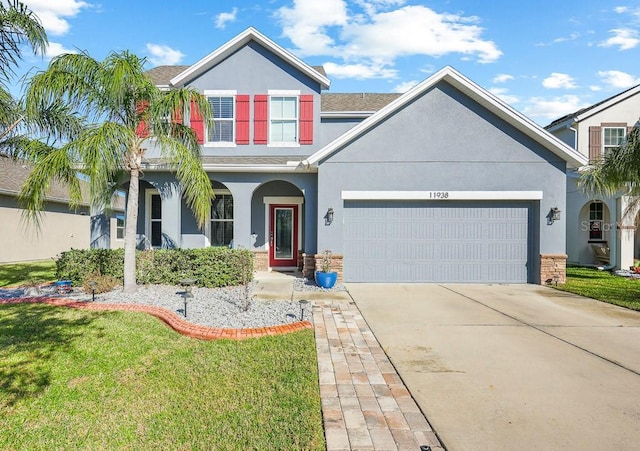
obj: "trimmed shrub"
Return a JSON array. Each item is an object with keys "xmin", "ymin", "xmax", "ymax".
[
  {"xmin": 82, "ymin": 273, "xmax": 121, "ymax": 294},
  {"xmin": 56, "ymin": 247, "xmax": 253, "ymax": 287}
]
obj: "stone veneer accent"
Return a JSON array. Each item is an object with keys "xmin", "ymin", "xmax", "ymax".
[
  {"xmin": 253, "ymin": 251, "xmax": 268, "ymax": 272},
  {"xmin": 303, "ymin": 253, "xmax": 344, "ymax": 282},
  {"xmin": 540, "ymin": 254, "xmax": 567, "ymax": 285},
  {"xmin": 0, "ymin": 297, "xmax": 312, "ymax": 340}
]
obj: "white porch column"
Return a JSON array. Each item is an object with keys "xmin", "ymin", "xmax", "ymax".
[
  {"xmin": 616, "ymin": 196, "xmax": 637, "ymax": 269},
  {"xmin": 161, "ymin": 183, "xmax": 182, "ymax": 248}
]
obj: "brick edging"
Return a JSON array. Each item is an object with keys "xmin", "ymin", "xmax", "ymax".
[{"xmin": 0, "ymin": 297, "xmax": 313, "ymax": 340}]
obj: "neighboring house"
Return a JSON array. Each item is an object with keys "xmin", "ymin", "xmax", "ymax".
[
  {"xmin": 0, "ymin": 155, "xmax": 125, "ymax": 263},
  {"xmin": 100, "ymin": 27, "xmax": 586, "ymax": 284},
  {"xmin": 546, "ymin": 85, "xmax": 640, "ymax": 270}
]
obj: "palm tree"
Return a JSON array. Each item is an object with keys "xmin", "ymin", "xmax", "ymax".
[
  {"xmin": 0, "ymin": 0, "xmax": 47, "ymax": 151},
  {"xmin": 579, "ymin": 123, "xmax": 640, "ymax": 221},
  {"xmin": 21, "ymin": 50, "xmax": 214, "ymax": 292}
]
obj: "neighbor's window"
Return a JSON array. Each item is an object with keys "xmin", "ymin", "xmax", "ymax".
[
  {"xmin": 589, "ymin": 202, "xmax": 603, "ymax": 241},
  {"xmin": 211, "ymin": 194, "xmax": 233, "ymax": 247},
  {"xmin": 270, "ymin": 96, "xmax": 298, "ymax": 143},
  {"xmin": 207, "ymin": 96, "xmax": 234, "ymax": 143},
  {"xmin": 116, "ymin": 214, "xmax": 125, "ymax": 240},
  {"xmin": 603, "ymin": 127, "xmax": 625, "ymax": 154}
]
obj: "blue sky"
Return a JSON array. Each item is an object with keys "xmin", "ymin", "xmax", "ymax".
[{"xmin": 16, "ymin": 0, "xmax": 640, "ymax": 125}]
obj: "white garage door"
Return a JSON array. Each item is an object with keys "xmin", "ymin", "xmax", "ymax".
[{"xmin": 343, "ymin": 200, "xmax": 531, "ymax": 283}]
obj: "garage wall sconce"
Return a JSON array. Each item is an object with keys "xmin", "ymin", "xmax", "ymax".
[
  {"xmin": 325, "ymin": 208, "xmax": 334, "ymax": 225},
  {"xmin": 547, "ymin": 207, "xmax": 561, "ymax": 225}
]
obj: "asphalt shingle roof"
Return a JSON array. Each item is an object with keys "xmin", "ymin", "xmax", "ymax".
[{"xmin": 0, "ymin": 155, "xmax": 125, "ymax": 210}]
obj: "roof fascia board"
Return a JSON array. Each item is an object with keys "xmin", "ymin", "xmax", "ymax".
[
  {"xmin": 170, "ymin": 27, "xmax": 330, "ymax": 90},
  {"xmin": 305, "ymin": 66, "xmax": 587, "ymax": 168},
  {"xmin": 574, "ymin": 85, "xmax": 640, "ymax": 123},
  {"xmin": 140, "ymin": 163, "xmax": 317, "ymax": 173}
]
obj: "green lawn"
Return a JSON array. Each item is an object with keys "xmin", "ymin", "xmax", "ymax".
[
  {"xmin": 0, "ymin": 260, "xmax": 57, "ymax": 287},
  {"xmin": 0, "ymin": 304, "xmax": 324, "ymax": 450},
  {"xmin": 555, "ymin": 266, "xmax": 640, "ymax": 311}
]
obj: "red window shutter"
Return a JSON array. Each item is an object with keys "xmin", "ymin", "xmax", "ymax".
[
  {"xmin": 135, "ymin": 100, "xmax": 149, "ymax": 138},
  {"xmin": 190, "ymin": 100, "xmax": 204, "ymax": 144},
  {"xmin": 236, "ymin": 95, "xmax": 250, "ymax": 145},
  {"xmin": 254, "ymin": 95, "xmax": 268, "ymax": 144},
  {"xmin": 589, "ymin": 126, "xmax": 602, "ymax": 162},
  {"xmin": 299, "ymin": 95, "xmax": 313, "ymax": 145}
]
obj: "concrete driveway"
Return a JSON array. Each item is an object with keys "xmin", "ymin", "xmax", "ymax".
[{"xmin": 347, "ymin": 283, "xmax": 640, "ymax": 451}]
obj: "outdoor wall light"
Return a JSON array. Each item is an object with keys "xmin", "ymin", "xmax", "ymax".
[
  {"xmin": 326, "ymin": 208, "xmax": 334, "ymax": 225},
  {"xmin": 547, "ymin": 207, "xmax": 561, "ymax": 225}
]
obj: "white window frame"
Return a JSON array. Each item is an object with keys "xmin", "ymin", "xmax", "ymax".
[
  {"xmin": 203, "ymin": 90, "xmax": 237, "ymax": 148},
  {"xmin": 603, "ymin": 127, "xmax": 626, "ymax": 155},
  {"xmin": 205, "ymin": 189, "xmax": 234, "ymax": 247},
  {"xmin": 589, "ymin": 201, "xmax": 604, "ymax": 241},
  {"xmin": 115, "ymin": 213, "xmax": 125, "ymax": 240},
  {"xmin": 145, "ymin": 189, "xmax": 162, "ymax": 249},
  {"xmin": 268, "ymin": 90, "xmax": 300, "ymax": 147}
]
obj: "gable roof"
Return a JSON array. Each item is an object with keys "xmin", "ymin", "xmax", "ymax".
[
  {"xmin": 303, "ymin": 66, "xmax": 588, "ymax": 169},
  {"xmin": 546, "ymin": 84, "xmax": 640, "ymax": 130},
  {"xmin": 169, "ymin": 27, "xmax": 330, "ymax": 90}
]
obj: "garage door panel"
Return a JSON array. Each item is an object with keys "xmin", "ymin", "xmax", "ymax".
[{"xmin": 343, "ymin": 200, "xmax": 530, "ymax": 283}]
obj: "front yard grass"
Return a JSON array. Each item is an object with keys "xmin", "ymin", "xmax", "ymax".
[
  {"xmin": 0, "ymin": 304, "xmax": 324, "ymax": 450},
  {"xmin": 0, "ymin": 260, "xmax": 56, "ymax": 287},
  {"xmin": 555, "ymin": 266, "xmax": 640, "ymax": 311}
]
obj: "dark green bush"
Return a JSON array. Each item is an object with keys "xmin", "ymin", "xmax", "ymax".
[{"xmin": 56, "ymin": 247, "xmax": 253, "ymax": 287}]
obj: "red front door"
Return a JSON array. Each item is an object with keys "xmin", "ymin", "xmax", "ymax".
[{"xmin": 269, "ymin": 204, "xmax": 298, "ymax": 267}]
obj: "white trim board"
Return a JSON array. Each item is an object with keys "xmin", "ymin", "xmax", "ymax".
[{"xmin": 341, "ymin": 191, "xmax": 544, "ymax": 201}]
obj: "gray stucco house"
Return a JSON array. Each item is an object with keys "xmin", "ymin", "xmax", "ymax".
[{"xmin": 97, "ymin": 27, "xmax": 587, "ymax": 284}]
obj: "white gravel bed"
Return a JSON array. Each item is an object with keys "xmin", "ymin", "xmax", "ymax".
[{"xmin": 1, "ymin": 283, "xmax": 313, "ymax": 329}]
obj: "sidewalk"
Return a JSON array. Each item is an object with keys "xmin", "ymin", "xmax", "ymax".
[{"xmin": 254, "ymin": 272, "xmax": 443, "ymax": 451}]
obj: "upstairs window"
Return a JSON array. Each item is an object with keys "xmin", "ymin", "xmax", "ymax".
[
  {"xmin": 270, "ymin": 96, "xmax": 298, "ymax": 144},
  {"xmin": 208, "ymin": 96, "xmax": 235, "ymax": 143},
  {"xmin": 603, "ymin": 127, "xmax": 625, "ymax": 154}
]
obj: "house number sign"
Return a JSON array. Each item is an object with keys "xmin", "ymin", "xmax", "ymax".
[{"xmin": 429, "ymin": 191, "xmax": 449, "ymax": 199}]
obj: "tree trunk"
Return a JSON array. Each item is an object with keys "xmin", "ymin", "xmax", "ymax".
[{"xmin": 123, "ymin": 158, "xmax": 141, "ymax": 293}]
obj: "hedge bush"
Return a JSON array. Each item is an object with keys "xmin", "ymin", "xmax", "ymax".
[{"xmin": 56, "ymin": 247, "xmax": 254, "ymax": 288}]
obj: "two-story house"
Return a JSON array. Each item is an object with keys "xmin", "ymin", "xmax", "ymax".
[
  {"xmin": 95, "ymin": 27, "xmax": 586, "ymax": 284},
  {"xmin": 546, "ymin": 85, "xmax": 640, "ymax": 270}
]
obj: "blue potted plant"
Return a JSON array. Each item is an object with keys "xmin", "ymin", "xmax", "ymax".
[{"xmin": 315, "ymin": 250, "xmax": 337, "ymax": 289}]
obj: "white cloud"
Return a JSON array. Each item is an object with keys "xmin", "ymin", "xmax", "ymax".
[
  {"xmin": 599, "ymin": 28, "xmax": 640, "ymax": 50},
  {"xmin": 489, "ymin": 87, "xmax": 519, "ymax": 105},
  {"xmin": 276, "ymin": 0, "xmax": 501, "ymax": 76},
  {"xmin": 277, "ymin": 0, "xmax": 349, "ymax": 56},
  {"xmin": 24, "ymin": 0, "xmax": 90, "ymax": 36},
  {"xmin": 44, "ymin": 42, "xmax": 77, "ymax": 59},
  {"xmin": 323, "ymin": 61, "xmax": 397, "ymax": 79},
  {"xmin": 493, "ymin": 73, "xmax": 513, "ymax": 83},
  {"xmin": 342, "ymin": 5, "xmax": 502, "ymax": 63},
  {"xmin": 542, "ymin": 72, "xmax": 577, "ymax": 89},
  {"xmin": 392, "ymin": 80, "xmax": 419, "ymax": 93},
  {"xmin": 597, "ymin": 70, "xmax": 640, "ymax": 88},
  {"xmin": 215, "ymin": 7, "xmax": 238, "ymax": 29},
  {"xmin": 523, "ymin": 95, "xmax": 587, "ymax": 121},
  {"xmin": 589, "ymin": 85, "xmax": 602, "ymax": 92},
  {"xmin": 614, "ymin": 6, "xmax": 628, "ymax": 13},
  {"xmin": 146, "ymin": 44, "xmax": 185, "ymax": 66}
]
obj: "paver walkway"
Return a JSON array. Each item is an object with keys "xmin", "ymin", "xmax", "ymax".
[{"xmin": 313, "ymin": 299, "xmax": 443, "ymax": 451}]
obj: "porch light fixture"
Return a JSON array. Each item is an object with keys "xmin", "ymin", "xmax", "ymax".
[
  {"xmin": 547, "ymin": 207, "xmax": 561, "ymax": 225},
  {"xmin": 326, "ymin": 208, "xmax": 334, "ymax": 225}
]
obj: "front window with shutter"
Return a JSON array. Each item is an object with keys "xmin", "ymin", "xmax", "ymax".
[
  {"xmin": 269, "ymin": 96, "xmax": 298, "ymax": 143},
  {"xmin": 603, "ymin": 127, "xmax": 625, "ymax": 154},
  {"xmin": 208, "ymin": 96, "xmax": 235, "ymax": 143}
]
